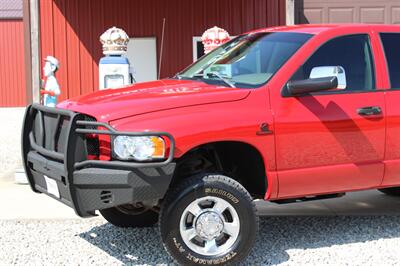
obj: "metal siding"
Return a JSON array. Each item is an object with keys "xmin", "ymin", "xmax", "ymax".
[
  {"xmin": 65, "ymin": 0, "xmax": 80, "ymax": 99},
  {"xmin": 52, "ymin": 0, "xmax": 69, "ymax": 99},
  {"xmin": 39, "ymin": 0, "xmax": 285, "ymax": 102},
  {"xmin": 0, "ymin": 19, "xmax": 26, "ymax": 106}
]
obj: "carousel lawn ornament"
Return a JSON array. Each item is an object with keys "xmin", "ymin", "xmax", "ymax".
[
  {"xmin": 100, "ymin": 26, "xmax": 129, "ymax": 56},
  {"xmin": 201, "ymin": 26, "xmax": 230, "ymax": 54},
  {"xmin": 40, "ymin": 56, "xmax": 60, "ymax": 107}
]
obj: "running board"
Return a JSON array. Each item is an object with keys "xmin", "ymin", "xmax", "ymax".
[{"xmin": 271, "ymin": 193, "xmax": 345, "ymax": 204}]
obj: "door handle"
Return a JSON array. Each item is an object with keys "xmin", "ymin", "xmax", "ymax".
[{"xmin": 357, "ymin": 106, "xmax": 382, "ymax": 116}]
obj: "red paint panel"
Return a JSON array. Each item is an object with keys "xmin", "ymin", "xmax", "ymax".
[
  {"xmin": 0, "ymin": 19, "xmax": 26, "ymax": 106},
  {"xmin": 39, "ymin": 0, "xmax": 285, "ymax": 102}
]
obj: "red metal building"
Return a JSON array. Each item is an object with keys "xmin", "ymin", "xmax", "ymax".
[
  {"xmin": 4, "ymin": 0, "xmax": 400, "ymax": 107},
  {"xmin": 34, "ymin": 0, "xmax": 286, "ymax": 103},
  {"xmin": 0, "ymin": 0, "xmax": 26, "ymax": 106}
]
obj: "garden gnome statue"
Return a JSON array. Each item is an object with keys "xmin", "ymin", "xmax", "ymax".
[
  {"xmin": 41, "ymin": 56, "xmax": 60, "ymax": 107},
  {"xmin": 201, "ymin": 26, "xmax": 230, "ymax": 54}
]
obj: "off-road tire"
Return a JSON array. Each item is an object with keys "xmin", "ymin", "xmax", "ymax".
[
  {"xmin": 159, "ymin": 174, "xmax": 258, "ymax": 265},
  {"xmin": 379, "ymin": 187, "xmax": 400, "ymax": 196},
  {"xmin": 99, "ymin": 205, "xmax": 158, "ymax": 228}
]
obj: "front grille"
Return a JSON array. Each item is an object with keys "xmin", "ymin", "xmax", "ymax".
[
  {"xmin": 83, "ymin": 115, "xmax": 97, "ymax": 129},
  {"xmin": 31, "ymin": 109, "xmax": 100, "ymax": 161},
  {"xmin": 86, "ymin": 137, "xmax": 100, "ymax": 156},
  {"xmin": 82, "ymin": 115, "xmax": 100, "ymax": 157}
]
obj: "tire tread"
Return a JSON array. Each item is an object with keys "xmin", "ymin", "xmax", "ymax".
[
  {"xmin": 100, "ymin": 207, "xmax": 158, "ymax": 228},
  {"xmin": 159, "ymin": 173, "xmax": 258, "ymax": 265}
]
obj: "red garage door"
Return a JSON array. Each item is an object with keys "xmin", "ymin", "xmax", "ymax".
[{"xmin": 296, "ymin": 0, "xmax": 400, "ymax": 24}]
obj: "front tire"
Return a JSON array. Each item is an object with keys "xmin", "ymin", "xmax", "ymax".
[
  {"xmin": 159, "ymin": 174, "xmax": 258, "ymax": 265},
  {"xmin": 99, "ymin": 204, "xmax": 158, "ymax": 228},
  {"xmin": 379, "ymin": 187, "xmax": 400, "ymax": 196}
]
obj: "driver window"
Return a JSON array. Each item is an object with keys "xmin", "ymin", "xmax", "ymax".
[{"xmin": 289, "ymin": 34, "xmax": 375, "ymax": 92}]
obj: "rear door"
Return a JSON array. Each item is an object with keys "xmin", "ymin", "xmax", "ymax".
[
  {"xmin": 376, "ymin": 30, "xmax": 400, "ymax": 187},
  {"xmin": 271, "ymin": 32, "xmax": 386, "ymax": 199}
]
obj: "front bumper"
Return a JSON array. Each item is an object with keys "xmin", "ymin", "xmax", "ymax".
[{"xmin": 22, "ymin": 104, "xmax": 176, "ymax": 217}]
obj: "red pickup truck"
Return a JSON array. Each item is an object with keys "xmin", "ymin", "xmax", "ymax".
[{"xmin": 22, "ymin": 24, "xmax": 400, "ymax": 265}]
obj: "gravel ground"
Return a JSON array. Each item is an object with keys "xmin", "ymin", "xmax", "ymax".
[{"xmin": 1, "ymin": 216, "xmax": 400, "ymax": 265}]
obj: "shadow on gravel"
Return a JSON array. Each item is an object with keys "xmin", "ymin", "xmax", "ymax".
[
  {"xmin": 80, "ymin": 215, "xmax": 400, "ymax": 265},
  {"xmin": 79, "ymin": 223, "xmax": 173, "ymax": 265}
]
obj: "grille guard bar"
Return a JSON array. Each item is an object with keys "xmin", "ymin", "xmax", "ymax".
[
  {"xmin": 21, "ymin": 103, "xmax": 176, "ymax": 217},
  {"xmin": 22, "ymin": 103, "xmax": 176, "ymax": 184},
  {"xmin": 74, "ymin": 120, "xmax": 175, "ymax": 170}
]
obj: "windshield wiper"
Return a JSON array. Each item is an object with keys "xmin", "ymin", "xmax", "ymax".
[
  {"xmin": 205, "ymin": 72, "xmax": 236, "ymax": 88},
  {"xmin": 182, "ymin": 72, "xmax": 236, "ymax": 88}
]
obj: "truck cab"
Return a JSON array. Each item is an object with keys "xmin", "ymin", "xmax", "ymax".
[{"xmin": 22, "ymin": 24, "xmax": 400, "ymax": 265}]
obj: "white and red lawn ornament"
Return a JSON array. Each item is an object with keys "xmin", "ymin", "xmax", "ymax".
[{"xmin": 201, "ymin": 26, "xmax": 230, "ymax": 54}]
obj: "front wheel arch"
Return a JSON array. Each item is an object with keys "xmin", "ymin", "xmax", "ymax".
[{"xmin": 171, "ymin": 141, "xmax": 268, "ymax": 199}]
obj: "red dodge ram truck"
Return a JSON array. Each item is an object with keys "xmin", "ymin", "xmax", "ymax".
[{"xmin": 22, "ymin": 24, "xmax": 400, "ymax": 265}]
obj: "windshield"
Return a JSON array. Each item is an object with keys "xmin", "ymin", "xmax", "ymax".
[{"xmin": 177, "ymin": 32, "xmax": 312, "ymax": 88}]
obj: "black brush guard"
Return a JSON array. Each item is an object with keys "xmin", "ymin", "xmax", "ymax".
[{"xmin": 22, "ymin": 103, "xmax": 176, "ymax": 217}]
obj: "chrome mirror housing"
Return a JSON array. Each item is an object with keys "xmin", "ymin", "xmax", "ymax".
[{"xmin": 309, "ymin": 66, "xmax": 347, "ymax": 89}]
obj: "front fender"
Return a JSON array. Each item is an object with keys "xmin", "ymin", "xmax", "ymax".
[{"xmin": 109, "ymin": 89, "xmax": 278, "ymax": 199}]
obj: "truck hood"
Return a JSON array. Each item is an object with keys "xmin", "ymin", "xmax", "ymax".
[{"xmin": 57, "ymin": 79, "xmax": 251, "ymax": 122}]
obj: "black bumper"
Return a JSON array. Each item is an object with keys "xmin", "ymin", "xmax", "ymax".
[{"xmin": 22, "ymin": 104, "xmax": 176, "ymax": 217}]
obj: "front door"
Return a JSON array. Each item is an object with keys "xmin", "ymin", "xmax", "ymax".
[{"xmin": 273, "ymin": 34, "xmax": 385, "ymax": 198}]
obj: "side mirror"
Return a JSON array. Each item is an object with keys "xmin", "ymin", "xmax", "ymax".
[
  {"xmin": 287, "ymin": 76, "xmax": 338, "ymax": 95},
  {"xmin": 286, "ymin": 66, "xmax": 346, "ymax": 96}
]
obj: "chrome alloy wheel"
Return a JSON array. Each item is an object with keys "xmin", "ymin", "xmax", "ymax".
[{"xmin": 179, "ymin": 196, "xmax": 240, "ymax": 256}]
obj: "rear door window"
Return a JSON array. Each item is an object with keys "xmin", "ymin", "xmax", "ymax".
[{"xmin": 380, "ymin": 33, "xmax": 400, "ymax": 89}]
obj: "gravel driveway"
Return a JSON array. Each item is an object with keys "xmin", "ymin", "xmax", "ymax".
[{"xmin": 1, "ymin": 215, "xmax": 400, "ymax": 265}]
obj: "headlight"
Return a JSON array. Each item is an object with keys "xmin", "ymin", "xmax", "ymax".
[{"xmin": 113, "ymin": 136, "xmax": 165, "ymax": 161}]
